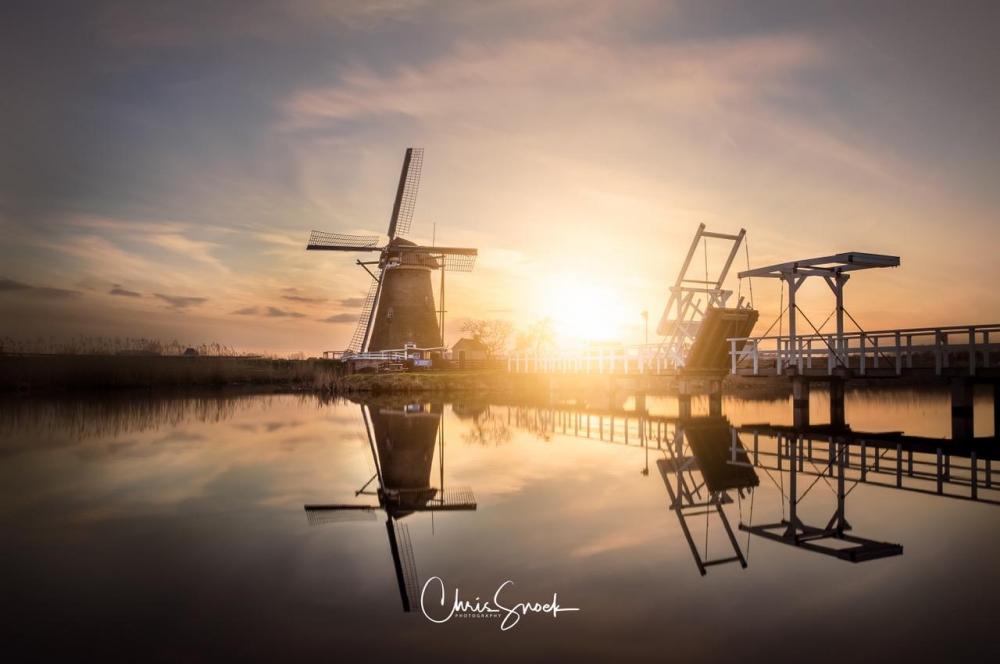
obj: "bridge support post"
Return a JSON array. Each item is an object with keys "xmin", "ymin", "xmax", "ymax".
[
  {"xmin": 678, "ymin": 395, "xmax": 692, "ymax": 419},
  {"xmin": 678, "ymin": 378, "xmax": 692, "ymax": 419},
  {"xmin": 792, "ymin": 376, "xmax": 810, "ymax": 428},
  {"xmin": 951, "ymin": 377, "xmax": 974, "ymax": 440},
  {"xmin": 708, "ymin": 378, "xmax": 723, "ymax": 418},
  {"xmin": 994, "ymin": 383, "xmax": 999, "ymax": 438},
  {"xmin": 830, "ymin": 378, "xmax": 846, "ymax": 429}
]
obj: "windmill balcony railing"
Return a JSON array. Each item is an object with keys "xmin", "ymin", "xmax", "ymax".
[
  {"xmin": 728, "ymin": 323, "xmax": 1000, "ymax": 377},
  {"xmin": 343, "ymin": 351, "xmax": 409, "ymax": 362}
]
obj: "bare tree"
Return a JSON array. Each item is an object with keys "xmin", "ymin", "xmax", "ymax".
[
  {"xmin": 515, "ymin": 317, "xmax": 555, "ymax": 354},
  {"xmin": 459, "ymin": 319, "xmax": 514, "ymax": 356},
  {"xmin": 461, "ymin": 406, "xmax": 512, "ymax": 446}
]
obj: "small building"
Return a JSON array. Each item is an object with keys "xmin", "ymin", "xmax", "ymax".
[
  {"xmin": 451, "ymin": 337, "xmax": 489, "ymax": 362},
  {"xmin": 182, "ymin": 347, "xmax": 199, "ymax": 357}
]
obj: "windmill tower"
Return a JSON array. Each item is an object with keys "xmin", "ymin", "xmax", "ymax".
[
  {"xmin": 304, "ymin": 402, "xmax": 477, "ymax": 612},
  {"xmin": 306, "ymin": 149, "xmax": 478, "ymax": 354}
]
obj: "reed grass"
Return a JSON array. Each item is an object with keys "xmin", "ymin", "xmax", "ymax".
[{"xmin": 0, "ymin": 355, "xmax": 347, "ymax": 392}]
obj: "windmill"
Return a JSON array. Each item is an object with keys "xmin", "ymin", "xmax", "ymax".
[
  {"xmin": 306, "ymin": 148, "xmax": 478, "ymax": 354},
  {"xmin": 304, "ymin": 401, "xmax": 477, "ymax": 612}
]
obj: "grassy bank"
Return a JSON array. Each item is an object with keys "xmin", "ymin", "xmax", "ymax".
[
  {"xmin": 0, "ymin": 354, "xmax": 347, "ymax": 393},
  {"xmin": 0, "ymin": 354, "xmax": 672, "ymax": 396},
  {"xmin": 0, "ymin": 354, "xmax": 550, "ymax": 395},
  {"xmin": 1, "ymin": 353, "xmax": 823, "ymax": 396}
]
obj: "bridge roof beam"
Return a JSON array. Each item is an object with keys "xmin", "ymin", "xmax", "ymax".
[
  {"xmin": 738, "ymin": 252, "xmax": 900, "ymax": 280},
  {"xmin": 739, "ymin": 252, "xmax": 899, "ymax": 370}
]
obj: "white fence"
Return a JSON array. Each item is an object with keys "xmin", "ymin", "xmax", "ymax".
[
  {"xmin": 506, "ymin": 344, "xmax": 675, "ymax": 375},
  {"xmin": 728, "ymin": 323, "xmax": 1000, "ymax": 376}
]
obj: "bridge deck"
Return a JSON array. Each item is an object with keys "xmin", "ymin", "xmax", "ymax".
[{"xmin": 729, "ymin": 323, "xmax": 1000, "ymax": 377}]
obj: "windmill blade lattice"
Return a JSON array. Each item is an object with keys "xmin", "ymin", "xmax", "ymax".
[
  {"xmin": 304, "ymin": 505, "xmax": 379, "ymax": 526},
  {"xmin": 395, "ymin": 251, "xmax": 477, "ymax": 272},
  {"xmin": 307, "ymin": 231, "xmax": 382, "ymax": 251},
  {"xmin": 438, "ymin": 253, "xmax": 477, "ymax": 272},
  {"xmin": 438, "ymin": 487, "xmax": 477, "ymax": 509},
  {"xmin": 388, "ymin": 148, "xmax": 423, "ymax": 240},
  {"xmin": 348, "ymin": 265, "xmax": 384, "ymax": 353},
  {"xmin": 391, "ymin": 519, "xmax": 421, "ymax": 612}
]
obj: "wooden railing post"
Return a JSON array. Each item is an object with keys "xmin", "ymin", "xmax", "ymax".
[{"xmin": 969, "ymin": 327, "xmax": 976, "ymax": 376}]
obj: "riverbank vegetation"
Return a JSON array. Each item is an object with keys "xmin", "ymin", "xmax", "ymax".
[{"xmin": 0, "ymin": 354, "xmax": 345, "ymax": 392}]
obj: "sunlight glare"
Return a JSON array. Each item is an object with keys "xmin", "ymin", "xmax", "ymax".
[{"xmin": 543, "ymin": 275, "xmax": 634, "ymax": 345}]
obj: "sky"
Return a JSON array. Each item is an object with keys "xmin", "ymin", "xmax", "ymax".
[{"xmin": 2, "ymin": 0, "xmax": 999, "ymax": 356}]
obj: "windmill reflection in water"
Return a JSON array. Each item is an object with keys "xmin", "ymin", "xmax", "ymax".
[{"xmin": 304, "ymin": 402, "xmax": 476, "ymax": 612}]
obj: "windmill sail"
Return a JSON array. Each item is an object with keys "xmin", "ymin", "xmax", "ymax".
[
  {"xmin": 306, "ymin": 231, "xmax": 383, "ymax": 251},
  {"xmin": 348, "ymin": 265, "xmax": 384, "ymax": 353},
  {"xmin": 393, "ymin": 246, "xmax": 478, "ymax": 272},
  {"xmin": 303, "ymin": 505, "xmax": 378, "ymax": 526},
  {"xmin": 387, "ymin": 518, "xmax": 420, "ymax": 612},
  {"xmin": 387, "ymin": 148, "xmax": 423, "ymax": 240},
  {"xmin": 436, "ymin": 487, "xmax": 478, "ymax": 509}
]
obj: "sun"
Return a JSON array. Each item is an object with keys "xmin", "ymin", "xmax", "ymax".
[{"xmin": 542, "ymin": 275, "xmax": 633, "ymax": 345}]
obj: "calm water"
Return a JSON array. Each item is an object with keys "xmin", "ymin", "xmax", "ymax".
[{"xmin": 1, "ymin": 388, "xmax": 998, "ymax": 663}]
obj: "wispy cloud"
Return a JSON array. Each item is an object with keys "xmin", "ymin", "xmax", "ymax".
[
  {"xmin": 109, "ymin": 284, "xmax": 142, "ymax": 297},
  {"xmin": 152, "ymin": 431, "xmax": 206, "ymax": 445},
  {"xmin": 256, "ymin": 232, "xmax": 306, "ymax": 249},
  {"xmin": 93, "ymin": 0, "xmax": 429, "ymax": 50},
  {"xmin": 339, "ymin": 297, "xmax": 366, "ymax": 307},
  {"xmin": 0, "ymin": 278, "xmax": 81, "ymax": 299},
  {"xmin": 321, "ymin": 313, "xmax": 356, "ymax": 324},
  {"xmin": 281, "ymin": 287, "xmax": 326, "ymax": 304},
  {"xmin": 265, "ymin": 306, "xmax": 305, "ymax": 318},
  {"xmin": 154, "ymin": 293, "xmax": 208, "ymax": 309},
  {"xmin": 144, "ymin": 234, "xmax": 229, "ymax": 274},
  {"xmin": 40, "ymin": 235, "xmax": 164, "ymax": 286},
  {"xmin": 232, "ymin": 304, "xmax": 306, "ymax": 318},
  {"xmin": 284, "ymin": 35, "xmax": 821, "ymax": 129},
  {"xmin": 68, "ymin": 216, "xmax": 188, "ymax": 235}
]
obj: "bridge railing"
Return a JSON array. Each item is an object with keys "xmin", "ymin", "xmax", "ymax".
[
  {"xmin": 737, "ymin": 428, "xmax": 1000, "ymax": 504},
  {"xmin": 728, "ymin": 323, "xmax": 1000, "ymax": 376}
]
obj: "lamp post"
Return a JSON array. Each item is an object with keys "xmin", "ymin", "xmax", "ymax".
[{"xmin": 641, "ymin": 311, "xmax": 648, "ymax": 347}]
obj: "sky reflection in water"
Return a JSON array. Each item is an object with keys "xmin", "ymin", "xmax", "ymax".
[{"xmin": 0, "ymin": 388, "xmax": 997, "ymax": 663}]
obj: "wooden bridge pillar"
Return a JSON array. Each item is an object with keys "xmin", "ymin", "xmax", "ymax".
[
  {"xmin": 678, "ymin": 394, "xmax": 692, "ymax": 419},
  {"xmin": 678, "ymin": 378, "xmax": 692, "ymax": 419},
  {"xmin": 951, "ymin": 377, "xmax": 974, "ymax": 440},
  {"xmin": 993, "ymin": 383, "xmax": 1000, "ymax": 438},
  {"xmin": 830, "ymin": 378, "xmax": 846, "ymax": 429},
  {"xmin": 635, "ymin": 390, "xmax": 647, "ymax": 415},
  {"xmin": 792, "ymin": 377, "xmax": 810, "ymax": 428},
  {"xmin": 708, "ymin": 378, "xmax": 723, "ymax": 418}
]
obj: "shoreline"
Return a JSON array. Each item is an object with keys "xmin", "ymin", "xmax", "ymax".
[{"xmin": 1, "ymin": 353, "xmax": 962, "ymax": 398}]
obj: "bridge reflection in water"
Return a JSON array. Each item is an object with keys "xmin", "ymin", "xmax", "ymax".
[{"xmin": 504, "ymin": 396, "xmax": 999, "ymax": 576}]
